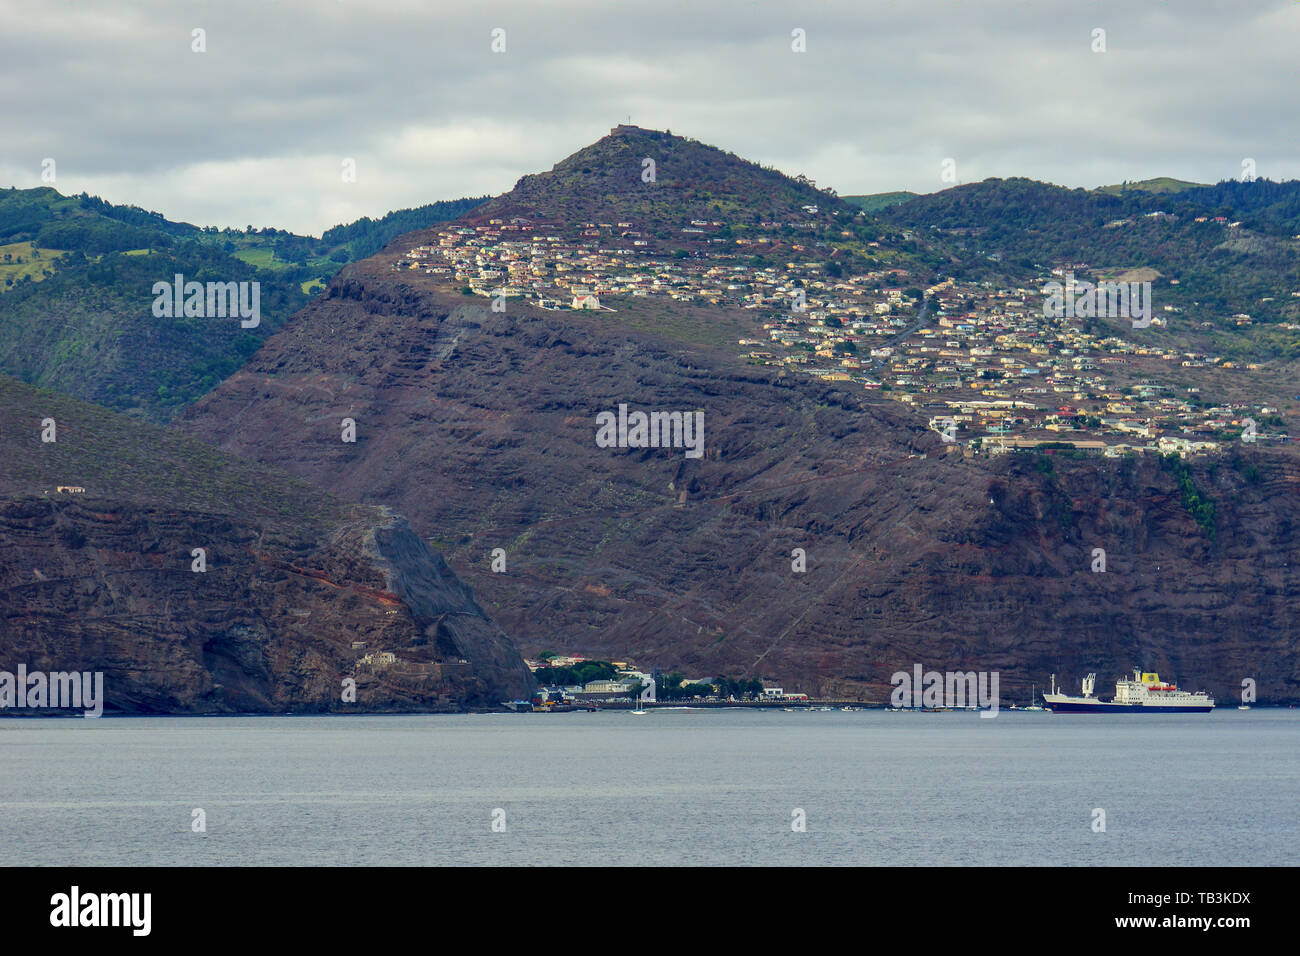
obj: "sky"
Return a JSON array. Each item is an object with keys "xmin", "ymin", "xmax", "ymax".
[{"xmin": 3, "ymin": 0, "xmax": 1297, "ymax": 236}]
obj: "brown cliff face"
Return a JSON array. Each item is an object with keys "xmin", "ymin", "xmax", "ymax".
[
  {"xmin": 180, "ymin": 263, "xmax": 1300, "ymax": 704},
  {"xmin": 0, "ymin": 376, "xmax": 534, "ymax": 712}
]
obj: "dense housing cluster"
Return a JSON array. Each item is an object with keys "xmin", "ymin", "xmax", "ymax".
[{"xmin": 395, "ymin": 216, "xmax": 1290, "ymax": 458}]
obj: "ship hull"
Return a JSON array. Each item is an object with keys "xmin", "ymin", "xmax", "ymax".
[{"xmin": 1045, "ymin": 698, "xmax": 1213, "ymax": 714}]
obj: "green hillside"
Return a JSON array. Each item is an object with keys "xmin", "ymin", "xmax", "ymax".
[
  {"xmin": 1095, "ymin": 177, "xmax": 1206, "ymax": 196},
  {"xmin": 0, "ymin": 372, "xmax": 358, "ymax": 526},
  {"xmin": 0, "ymin": 187, "xmax": 487, "ymax": 421},
  {"xmin": 881, "ymin": 176, "xmax": 1300, "ymax": 359},
  {"xmin": 844, "ymin": 191, "xmax": 919, "ymax": 212}
]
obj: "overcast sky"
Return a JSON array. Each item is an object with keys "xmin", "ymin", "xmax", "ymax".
[{"xmin": 3, "ymin": 0, "xmax": 1296, "ymax": 236}]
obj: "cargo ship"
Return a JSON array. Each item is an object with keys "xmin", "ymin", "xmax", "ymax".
[{"xmin": 1043, "ymin": 670, "xmax": 1214, "ymax": 713}]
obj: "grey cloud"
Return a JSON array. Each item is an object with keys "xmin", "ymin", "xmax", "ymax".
[{"xmin": 1, "ymin": 0, "xmax": 1294, "ymax": 234}]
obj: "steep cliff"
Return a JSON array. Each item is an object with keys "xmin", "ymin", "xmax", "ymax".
[
  {"xmin": 181, "ymin": 267, "xmax": 1300, "ymax": 704},
  {"xmin": 0, "ymin": 375, "xmax": 533, "ymax": 712},
  {"xmin": 174, "ymin": 127, "xmax": 1299, "ymax": 704}
]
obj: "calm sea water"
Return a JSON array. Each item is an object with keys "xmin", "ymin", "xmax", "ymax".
[{"xmin": 2, "ymin": 709, "xmax": 1296, "ymax": 866}]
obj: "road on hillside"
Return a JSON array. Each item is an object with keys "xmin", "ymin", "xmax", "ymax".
[{"xmin": 867, "ymin": 295, "xmax": 931, "ymax": 375}]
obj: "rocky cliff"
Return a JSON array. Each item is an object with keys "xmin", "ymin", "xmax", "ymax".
[
  {"xmin": 0, "ymin": 375, "xmax": 533, "ymax": 713},
  {"xmin": 180, "ymin": 263, "xmax": 1300, "ymax": 704},
  {"xmin": 175, "ymin": 126, "xmax": 1299, "ymax": 705}
]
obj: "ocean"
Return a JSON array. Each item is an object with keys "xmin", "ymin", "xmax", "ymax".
[{"xmin": 2, "ymin": 709, "xmax": 1296, "ymax": 866}]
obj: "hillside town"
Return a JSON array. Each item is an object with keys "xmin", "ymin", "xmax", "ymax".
[{"xmin": 395, "ymin": 215, "xmax": 1291, "ymax": 458}]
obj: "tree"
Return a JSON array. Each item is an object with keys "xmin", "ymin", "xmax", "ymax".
[{"xmin": 658, "ymin": 672, "xmax": 687, "ymax": 700}]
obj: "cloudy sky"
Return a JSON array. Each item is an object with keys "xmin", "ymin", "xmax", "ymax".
[{"xmin": 3, "ymin": 0, "xmax": 1296, "ymax": 236}]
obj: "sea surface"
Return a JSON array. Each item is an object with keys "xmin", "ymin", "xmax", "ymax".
[{"xmin": 2, "ymin": 709, "xmax": 1296, "ymax": 866}]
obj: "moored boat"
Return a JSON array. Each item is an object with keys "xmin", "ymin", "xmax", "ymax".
[{"xmin": 1043, "ymin": 670, "xmax": 1214, "ymax": 713}]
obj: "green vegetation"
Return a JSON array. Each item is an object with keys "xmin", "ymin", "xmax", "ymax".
[
  {"xmin": 0, "ymin": 373, "xmax": 366, "ymax": 527},
  {"xmin": 1230, "ymin": 454, "xmax": 1263, "ymax": 484},
  {"xmin": 713, "ymin": 676, "xmax": 764, "ymax": 699},
  {"xmin": 1160, "ymin": 453, "xmax": 1217, "ymax": 539},
  {"xmin": 532, "ymin": 660, "xmax": 620, "ymax": 686},
  {"xmin": 654, "ymin": 674, "xmax": 763, "ymax": 700},
  {"xmin": 318, "ymin": 197, "xmax": 489, "ymax": 261},
  {"xmin": 0, "ymin": 241, "xmax": 65, "ymax": 288},
  {"xmin": 1095, "ymin": 177, "xmax": 1206, "ymax": 196},
  {"xmin": 0, "ymin": 186, "xmax": 486, "ymax": 421},
  {"xmin": 844, "ymin": 191, "xmax": 919, "ymax": 212},
  {"xmin": 0, "ymin": 245, "xmax": 291, "ymax": 420},
  {"xmin": 883, "ymin": 176, "xmax": 1300, "ymax": 350}
]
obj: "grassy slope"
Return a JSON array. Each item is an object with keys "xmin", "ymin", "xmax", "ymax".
[
  {"xmin": 1095, "ymin": 177, "xmax": 1207, "ymax": 195},
  {"xmin": 0, "ymin": 241, "xmax": 64, "ymax": 287},
  {"xmin": 844, "ymin": 191, "xmax": 919, "ymax": 212},
  {"xmin": 0, "ymin": 373, "xmax": 361, "ymax": 527}
]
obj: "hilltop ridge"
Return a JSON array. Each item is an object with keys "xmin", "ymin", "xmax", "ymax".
[{"xmin": 468, "ymin": 124, "xmax": 860, "ymax": 239}]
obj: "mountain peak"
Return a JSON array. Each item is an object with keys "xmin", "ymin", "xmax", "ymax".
[
  {"xmin": 606, "ymin": 122, "xmax": 658, "ymax": 137},
  {"xmin": 464, "ymin": 126, "xmax": 856, "ymax": 240}
]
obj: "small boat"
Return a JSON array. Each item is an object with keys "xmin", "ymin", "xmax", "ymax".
[
  {"xmin": 1237, "ymin": 705, "xmax": 1251, "ymax": 711},
  {"xmin": 1023, "ymin": 683, "xmax": 1045, "ymax": 711}
]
